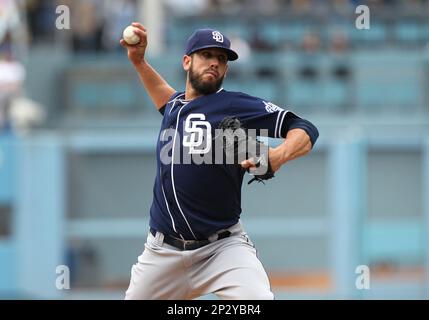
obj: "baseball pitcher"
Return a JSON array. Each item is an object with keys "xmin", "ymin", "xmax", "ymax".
[{"xmin": 120, "ymin": 24, "xmax": 319, "ymax": 300}]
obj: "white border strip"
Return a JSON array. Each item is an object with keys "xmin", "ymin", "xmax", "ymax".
[
  {"xmin": 159, "ymin": 129, "xmax": 179, "ymax": 235},
  {"xmin": 274, "ymin": 112, "xmax": 282, "ymax": 138},
  {"xmin": 171, "ymin": 104, "xmax": 197, "ymax": 239},
  {"xmin": 169, "ymin": 93, "xmax": 185, "ymax": 114},
  {"xmin": 277, "ymin": 111, "xmax": 287, "ymax": 138}
]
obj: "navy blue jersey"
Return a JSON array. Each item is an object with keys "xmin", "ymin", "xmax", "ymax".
[{"xmin": 149, "ymin": 89, "xmax": 319, "ymax": 240}]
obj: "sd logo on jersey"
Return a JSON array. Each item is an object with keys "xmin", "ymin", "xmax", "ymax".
[{"xmin": 183, "ymin": 114, "xmax": 212, "ymax": 154}]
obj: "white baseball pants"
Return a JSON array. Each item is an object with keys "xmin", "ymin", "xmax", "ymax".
[{"xmin": 124, "ymin": 222, "xmax": 274, "ymax": 300}]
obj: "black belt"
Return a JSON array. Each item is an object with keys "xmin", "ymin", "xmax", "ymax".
[{"xmin": 150, "ymin": 228, "xmax": 231, "ymax": 251}]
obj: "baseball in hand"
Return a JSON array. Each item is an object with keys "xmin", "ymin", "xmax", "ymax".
[{"xmin": 123, "ymin": 26, "xmax": 140, "ymax": 45}]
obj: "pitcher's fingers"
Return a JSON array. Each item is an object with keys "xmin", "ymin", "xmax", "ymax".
[
  {"xmin": 120, "ymin": 39, "xmax": 131, "ymax": 48},
  {"xmin": 132, "ymin": 28, "xmax": 147, "ymax": 40},
  {"xmin": 120, "ymin": 39, "xmax": 138, "ymax": 50},
  {"xmin": 131, "ymin": 22, "xmax": 147, "ymax": 32},
  {"xmin": 241, "ymin": 159, "xmax": 256, "ymax": 169}
]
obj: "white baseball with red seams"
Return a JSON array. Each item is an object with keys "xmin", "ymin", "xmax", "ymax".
[{"xmin": 123, "ymin": 26, "xmax": 140, "ymax": 45}]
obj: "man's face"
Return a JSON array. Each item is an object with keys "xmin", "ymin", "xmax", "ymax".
[{"xmin": 184, "ymin": 48, "xmax": 229, "ymax": 95}]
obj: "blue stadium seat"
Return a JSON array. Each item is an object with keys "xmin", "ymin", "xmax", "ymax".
[
  {"xmin": 322, "ymin": 78, "xmax": 350, "ymax": 109},
  {"xmin": 226, "ymin": 79, "xmax": 278, "ymax": 102},
  {"xmin": 283, "ymin": 22, "xmax": 312, "ymax": 46},
  {"xmin": 283, "ymin": 54, "xmax": 325, "ymax": 109},
  {"xmin": 349, "ymin": 23, "xmax": 387, "ymax": 45},
  {"xmin": 260, "ymin": 22, "xmax": 284, "ymax": 44},
  {"xmin": 421, "ymin": 22, "xmax": 429, "ymax": 42},
  {"xmin": 394, "ymin": 22, "xmax": 420, "ymax": 44},
  {"xmin": 73, "ymin": 82, "xmax": 134, "ymax": 110},
  {"xmin": 287, "ymin": 79, "xmax": 323, "ymax": 109},
  {"xmin": 363, "ymin": 220, "xmax": 423, "ymax": 266},
  {"xmin": 353, "ymin": 51, "xmax": 424, "ymax": 109}
]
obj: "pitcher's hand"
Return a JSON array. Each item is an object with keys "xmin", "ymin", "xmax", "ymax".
[{"xmin": 120, "ymin": 22, "xmax": 148, "ymax": 66}]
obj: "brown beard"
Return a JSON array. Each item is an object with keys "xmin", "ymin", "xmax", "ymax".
[{"xmin": 188, "ymin": 61, "xmax": 224, "ymax": 95}]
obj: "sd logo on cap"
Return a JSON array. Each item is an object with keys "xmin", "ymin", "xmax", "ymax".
[{"xmin": 184, "ymin": 29, "xmax": 239, "ymax": 61}]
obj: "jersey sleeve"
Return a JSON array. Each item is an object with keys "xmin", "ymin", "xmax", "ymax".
[{"xmin": 229, "ymin": 92, "xmax": 319, "ymax": 146}]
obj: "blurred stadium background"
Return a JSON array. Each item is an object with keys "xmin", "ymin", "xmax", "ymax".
[{"xmin": 1, "ymin": 0, "xmax": 429, "ymax": 299}]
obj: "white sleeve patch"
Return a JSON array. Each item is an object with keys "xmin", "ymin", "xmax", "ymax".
[{"xmin": 263, "ymin": 101, "xmax": 284, "ymax": 113}]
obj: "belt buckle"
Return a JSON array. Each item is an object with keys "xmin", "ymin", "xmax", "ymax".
[{"xmin": 182, "ymin": 239, "xmax": 196, "ymax": 250}]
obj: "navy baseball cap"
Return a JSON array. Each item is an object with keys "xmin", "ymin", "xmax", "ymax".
[{"xmin": 184, "ymin": 29, "xmax": 239, "ymax": 61}]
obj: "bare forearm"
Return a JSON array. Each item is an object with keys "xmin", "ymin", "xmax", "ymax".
[
  {"xmin": 277, "ymin": 128, "xmax": 312, "ymax": 164},
  {"xmin": 134, "ymin": 60, "xmax": 176, "ymax": 110},
  {"xmin": 244, "ymin": 128, "xmax": 313, "ymax": 172},
  {"xmin": 120, "ymin": 23, "xmax": 176, "ymax": 110}
]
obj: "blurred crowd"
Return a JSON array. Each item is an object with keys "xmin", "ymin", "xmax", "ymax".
[
  {"xmin": 25, "ymin": 0, "xmax": 138, "ymax": 52},
  {"xmin": 19, "ymin": 0, "xmax": 429, "ymax": 50},
  {"xmin": 0, "ymin": 0, "xmax": 43, "ymax": 134},
  {"xmin": 1, "ymin": 0, "xmax": 429, "ymax": 133},
  {"xmin": 167, "ymin": 0, "xmax": 429, "ymax": 16},
  {"xmin": 0, "ymin": 0, "xmax": 25, "ymax": 133},
  {"xmin": 4, "ymin": 0, "xmax": 429, "ymax": 52}
]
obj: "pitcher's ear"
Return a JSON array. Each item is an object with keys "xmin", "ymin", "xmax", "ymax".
[{"xmin": 183, "ymin": 55, "xmax": 191, "ymax": 71}]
